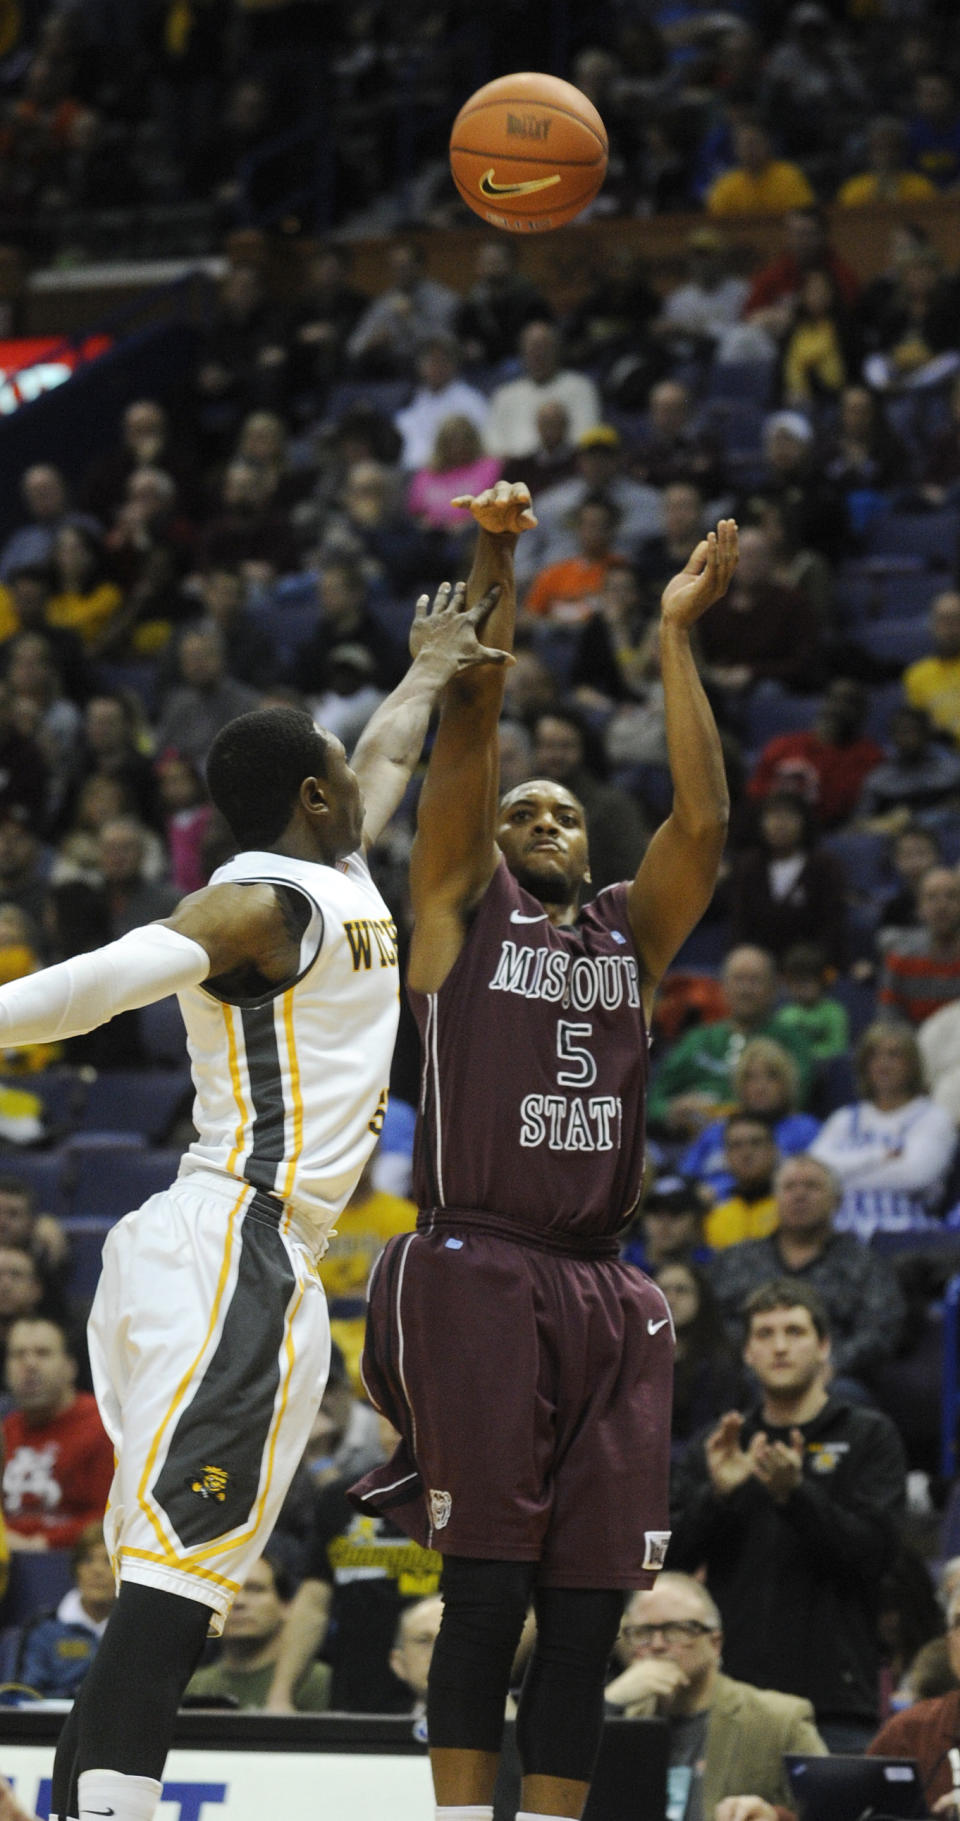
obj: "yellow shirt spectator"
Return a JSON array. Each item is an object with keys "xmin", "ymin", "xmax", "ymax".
[
  {"xmin": 707, "ymin": 161, "xmax": 814, "ymax": 217},
  {"xmin": 704, "ymin": 1193, "xmax": 779, "ymax": 1249},
  {"xmin": 904, "ymin": 655, "xmax": 960, "ymax": 742},
  {"xmin": 321, "ymin": 1175, "xmax": 416, "ymax": 1390},
  {"xmin": 837, "ymin": 170, "xmax": 936, "ymax": 207}
]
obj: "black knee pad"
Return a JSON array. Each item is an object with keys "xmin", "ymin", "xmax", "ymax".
[
  {"xmin": 516, "ymin": 1587, "xmax": 626, "ymax": 1783},
  {"xmin": 428, "ymin": 1556, "xmax": 536, "ymax": 1752}
]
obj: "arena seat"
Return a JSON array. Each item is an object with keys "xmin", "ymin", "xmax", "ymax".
[
  {"xmin": 822, "ymin": 828, "xmax": 889, "ymax": 898},
  {"xmin": 138, "ymin": 995, "xmax": 187, "ymax": 1066},
  {"xmin": 66, "ymin": 1145, "xmax": 181, "ymax": 1219},
  {"xmin": 864, "ymin": 509, "xmax": 960, "ymax": 570},
  {"xmin": 0, "ymin": 1551, "xmax": 73, "ymax": 1627},
  {"xmin": 0, "ymin": 1151, "xmax": 68, "ymax": 1218},
  {"xmin": 61, "ymin": 1216, "xmax": 113, "ymax": 1300},
  {"xmin": 79, "ymin": 1068, "xmax": 192, "ymax": 1141},
  {"xmin": 743, "ymin": 684, "xmax": 820, "ymax": 755},
  {"xmin": 836, "ymin": 566, "xmax": 939, "ymax": 625},
  {"xmin": 849, "ymin": 616, "xmax": 933, "ymax": 668}
]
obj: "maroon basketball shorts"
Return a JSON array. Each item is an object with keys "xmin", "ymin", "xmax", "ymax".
[{"xmin": 351, "ymin": 1224, "xmax": 674, "ymax": 1588}]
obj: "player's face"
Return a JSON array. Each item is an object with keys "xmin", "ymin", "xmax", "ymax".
[
  {"xmin": 496, "ymin": 782, "xmax": 590, "ymax": 905},
  {"xmin": 322, "ymin": 737, "xmax": 365, "ymax": 856},
  {"xmin": 743, "ymin": 1305, "xmax": 829, "ymax": 1397}
]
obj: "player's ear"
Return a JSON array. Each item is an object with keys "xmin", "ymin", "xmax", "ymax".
[{"xmin": 301, "ymin": 776, "xmax": 329, "ymax": 815}]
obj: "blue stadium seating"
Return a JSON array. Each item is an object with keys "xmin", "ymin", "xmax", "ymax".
[
  {"xmin": 0, "ymin": 1151, "xmax": 67, "ymax": 1218},
  {"xmin": 743, "ymin": 685, "xmax": 820, "ymax": 755},
  {"xmin": 836, "ymin": 566, "xmax": 939, "ymax": 625},
  {"xmin": 822, "ymin": 828, "xmax": 890, "ymax": 897},
  {"xmin": 66, "ymin": 1146, "xmax": 181, "ymax": 1219},
  {"xmin": 61, "ymin": 1216, "xmax": 113, "ymax": 1299},
  {"xmin": 849, "ymin": 616, "xmax": 931, "ymax": 668},
  {"xmin": 0, "ymin": 1552, "xmax": 73, "ymax": 1627},
  {"xmin": 863, "ymin": 509, "xmax": 959, "ymax": 569},
  {"xmin": 139, "ymin": 996, "xmax": 187, "ymax": 1066},
  {"xmin": 79, "ymin": 1068, "xmax": 191, "ymax": 1141}
]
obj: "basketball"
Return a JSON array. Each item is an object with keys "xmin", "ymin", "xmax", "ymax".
[{"xmin": 449, "ymin": 72, "xmax": 608, "ymax": 233}]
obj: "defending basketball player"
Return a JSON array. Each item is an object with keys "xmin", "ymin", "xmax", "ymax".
[
  {"xmin": 351, "ymin": 481, "xmax": 738, "ymax": 1821},
  {"xmin": 0, "ymin": 581, "xmax": 510, "ymax": 1821}
]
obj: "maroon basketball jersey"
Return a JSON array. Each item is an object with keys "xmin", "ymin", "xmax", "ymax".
[{"xmin": 410, "ymin": 858, "xmax": 648, "ymax": 1240}]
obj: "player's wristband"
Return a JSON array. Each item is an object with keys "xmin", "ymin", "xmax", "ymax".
[{"xmin": 0, "ymin": 924, "xmax": 209, "ymax": 1048}]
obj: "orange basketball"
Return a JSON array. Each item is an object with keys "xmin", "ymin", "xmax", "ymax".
[{"xmin": 449, "ymin": 71, "xmax": 608, "ymax": 233}]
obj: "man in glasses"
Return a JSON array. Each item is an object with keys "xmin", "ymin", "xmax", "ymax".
[{"xmin": 605, "ymin": 1571, "xmax": 825, "ymax": 1821}]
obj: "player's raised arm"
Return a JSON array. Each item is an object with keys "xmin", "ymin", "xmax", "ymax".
[
  {"xmin": 627, "ymin": 520, "xmax": 738, "ymax": 1014},
  {"xmin": 409, "ymin": 482, "xmax": 536, "ymax": 993},
  {"xmin": 351, "ymin": 577, "xmax": 514, "ymax": 852}
]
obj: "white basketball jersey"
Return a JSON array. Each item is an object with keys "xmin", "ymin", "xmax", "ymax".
[{"xmin": 177, "ymin": 848, "xmax": 400, "ymax": 1245}]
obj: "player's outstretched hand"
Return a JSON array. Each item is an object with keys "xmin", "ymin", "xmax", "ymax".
[
  {"xmin": 409, "ymin": 579, "xmax": 513, "ymax": 672},
  {"xmin": 450, "ymin": 480, "xmax": 538, "ymax": 535},
  {"xmin": 661, "ymin": 520, "xmax": 738, "ymax": 629}
]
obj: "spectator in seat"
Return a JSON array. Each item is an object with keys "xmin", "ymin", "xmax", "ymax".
[
  {"xmin": 394, "ymin": 335, "xmax": 489, "ymax": 474},
  {"xmin": 154, "ymin": 625, "xmax": 260, "ymax": 769},
  {"xmin": 862, "ymin": 244, "xmax": 960, "ymax": 395},
  {"xmin": 517, "ymin": 425, "xmax": 663, "ymax": 591},
  {"xmin": 748, "ymin": 676, "xmax": 883, "ymax": 829},
  {"xmin": 2, "ymin": 1316, "xmax": 113, "ymax": 1551},
  {"xmin": 780, "ymin": 268, "xmax": 859, "ymax": 410},
  {"xmin": 668, "ymin": 1280, "xmax": 906, "ymax": 1749},
  {"xmin": 291, "ymin": 557, "xmax": 401, "ymax": 695},
  {"xmin": 632, "ymin": 381, "xmax": 725, "ymax": 501},
  {"xmin": 867, "ymin": 1579, "xmax": 960, "ymax": 1806},
  {"xmin": 0, "ymin": 1174, "xmax": 68, "ymax": 1284},
  {"xmin": 155, "ymin": 752, "xmax": 213, "ymax": 898},
  {"xmin": 821, "ymin": 385, "xmax": 911, "ymax": 499},
  {"xmin": 708, "ymin": 1157, "xmax": 906, "ymax": 1386},
  {"xmin": 809, "ymin": 1020, "xmax": 955, "ymax": 1240},
  {"xmin": 189, "ymin": 567, "xmax": 278, "ymax": 692},
  {"xmin": 695, "ymin": 523, "xmax": 824, "ymax": 712},
  {"xmin": 500, "ymin": 399, "xmax": 578, "ymax": 496},
  {"xmin": 318, "ymin": 1161, "xmax": 416, "ymax": 1391},
  {"xmin": 80, "ymin": 399, "xmax": 199, "ymax": 525},
  {"xmin": 701, "ymin": 1114, "xmax": 780, "ymax": 1249},
  {"xmin": 406, "ymin": 417, "xmax": 502, "ymax": 537},
  {"xmin": 860, "ymin": 707, "xmax": 960, "ymax": 830},
  {"xmin": 346, "ymin": 240, "xmax": 457, "ymax": 378},
  {"xmin": 922, "ymin": 373, "xmax": 960, "ymax": 499},
  {"xmin": 904, "ymin": 592, "xmax": 960, "ymax": 748},
  {"xmin": 650, "ymin": 226, "xmax": 750, "ymax": 366},
  {"xmin": 524, "ymin": 497, "xmax": 628, "ymax": 627},
  {"xmin": 484, "ymin": 319, "xmax": 600, "ymax": 461},
  {"xmin": 17, "ymin": 1521, "xmax": 115, "ymax": 1698},
  {"xmin": 653, "ymin": 1265, "xmax": 745, "ymax": 1455},
  {"xmin": 605, "ymin": 1572, "xmax": 827, "ymax": 1815},
  {"xmin": 622, "ymin": 1174, "xmax": 711, "ymax": 1276},
  {"xmin": 878, "ymin": 865, "xmax": 960, "ymax": 1028},
  {"xmin": 777, "ymin": 943, "xmax": 850, "ymax": 1064},
  {"xmin": 0, "ymin": 564, "xmax": 90, "ymax": 707},
  {"xmin": 905, "ymin": 71, "xmax": 960, "ymax": 191},
  {"xmin": 95, "ymin": 816, "xmax": 179, "ymax": 937},
  {"xmin": 878, "ymin": 824, "xmax": 942, "ymax": 944},
  {"xmin": 185, "ymin": 1553, "xmax": 331, "ymax": 1711},
  {"xmin": 837, "ymin": 115, "xmax": 937, "ymax": 207},
  {"xmin": 729, "ymin": 790, "xmax": 849, "ymax": 968},
  {"xmin": 680, "ymin": 1035, "xmax": 821, "ymax": 1201},
  {"xmin": 46, "ymin": 523, "xmax": 123, "ymax": 653},
  {"xmin": 706, "ymin": 117, "xmax": 814, "ymax": 217},
  {"xmin": 750, "ymin": 411, "xmax": 849, "ymax": 562},
  {"xmin": 315, "ymin": 462, "xmax": 438, "ymax": 597},
  {"xmin": 266, "ymin": 1414, "xmax": 442, "ymax": 1714},
  {"xmin": 741, "ymin": 207, "xmax": 860, "ymax": 341},
  {"xmin": 649, "ymin": 944, "xmax": 816, "ymax": 1138},
  {"xmin": 198, "ymin": 459, "xmax": 298, "ymax": 584},
  {"xmin": 454, "ymin": 238, "xmax": 551, "ymax": 367},
  {"xmin": 389, "ymin": 1595, "xmax": 445, "ymax": 1719},
  {"xmin": 0, "ymin": 806, "xmax": 51, "ymax": 929},
  {"xmin": 61, "ymin": 693, "xmax": 161, "ymax": 835},
  {"xmin": 283, "ymin": 244, "xmax": 367, "ymax": 412},
  {"xmin": 0, "ymin": 466, "xmax": 83, "ymax": 583}
]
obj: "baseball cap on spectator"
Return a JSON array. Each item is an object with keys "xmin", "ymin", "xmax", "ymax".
[
  {"xmin": 764, "ymin": 411, "xmax": 813, "ymax": 447},
  {"xmin": 578, "ymin": 425, "xmax": 621, "ymax": 451}
]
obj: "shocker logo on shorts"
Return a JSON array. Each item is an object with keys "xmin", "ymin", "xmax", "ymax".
[
  {"xmin": 191, "ymin": 1464, "xmax": 229, "ymax": 1502},
  {"xmin": 429, "ymin": 1489, "xmax": 452, "ymax": 1530}
]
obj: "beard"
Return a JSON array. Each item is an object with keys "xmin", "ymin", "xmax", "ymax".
[{"xmin": 511, "ymin": 858, "xmax": 577, "ymax": 907}]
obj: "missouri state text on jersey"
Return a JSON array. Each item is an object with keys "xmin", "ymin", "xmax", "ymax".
[{"xmin": 410, "ymin": 859, "xmax": 649, "ymax": 1241}]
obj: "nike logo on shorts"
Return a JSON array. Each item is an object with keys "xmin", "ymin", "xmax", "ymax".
[
  {"xmin": 510, "ymin": 909, "xmax": 548, "ymax": 924},
  {"xmin": 83, "ymin": 1810, "xmax": 115, "ymax": 1816},
  {"xmin": 647, "ymin": 1318, "xmax": 670, "ymax": 1336}
]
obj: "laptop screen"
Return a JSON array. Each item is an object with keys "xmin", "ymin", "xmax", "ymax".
[{"xmin": 784, "ymin": 1753, "xmax": 929, "ymax": 1821}]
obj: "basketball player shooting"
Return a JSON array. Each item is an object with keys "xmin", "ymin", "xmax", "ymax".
[
  {"xmin": 0, "ymin": 581, "xmax": 511, "ymax": 1821},
  {"xmin": 352, "ymin": 482, "xmax": 738, "ymax": 1821}
]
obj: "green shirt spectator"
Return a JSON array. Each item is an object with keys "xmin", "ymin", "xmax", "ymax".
[
  {"xmin": 186, "ymin": 1657, "xmax": 331, "ymax": 1712},
  {"xmin": 185, "ymin": 1553, "xmax": 330, "ymax": 1713}
]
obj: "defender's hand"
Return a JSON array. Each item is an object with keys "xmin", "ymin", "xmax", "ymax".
[
  {"xmin": 450, "ymin": 480, "xmax": 538, "ymax": 535},
  {"xmin": 408, "ymin": 579, "xmax": 513, "ymax": 671},
  {"xmin": 661, "ymin": 520, "xmax": 738, "ymax": 629}
]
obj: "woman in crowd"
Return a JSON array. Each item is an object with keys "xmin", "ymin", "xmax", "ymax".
[
  {"xmin": 809, "ymin": 1021, "xmax": 957, "ymax": 1239},
  {"xmin": 679, "ymin": 1034, "xmax": 820, "ymax": 1200},
  {"xmin": 653, "ymin": 1259, "xmax": 744, "ymax": 1456}
]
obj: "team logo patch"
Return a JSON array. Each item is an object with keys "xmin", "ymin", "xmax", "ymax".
[
  {"xmin": 190, "ymin": 1464, "xmax": 229, "ymax": 1502},
  {"xmin": 429, "ymin": 1488, "xmax": 452, "ymax": 1530},
  {"xmin": 643, "ymin": 1530, "xmax": 671, "ymax": 1571}
]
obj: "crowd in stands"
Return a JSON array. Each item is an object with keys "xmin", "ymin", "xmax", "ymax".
[{"xmin": 4, "ymin": 3, "xmax": 960, "ymax": 1813}]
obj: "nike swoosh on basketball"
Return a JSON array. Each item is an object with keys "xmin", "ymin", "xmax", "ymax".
[
  {"xmin": 479, "ymin": 168, "xmax": 562, "ymax": 198},
  {"xmin": 647, "ymin": 1318, "xmax": 670, "ymax": 1336},
  {"xmin": 510, "ymin": 909, "xmax": 548, "ymax": 924}
]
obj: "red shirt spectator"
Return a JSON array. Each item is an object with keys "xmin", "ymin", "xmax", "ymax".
[
  {"xmin": 2, "ymin": 1318, "xmax": 113, "ymax": 1550},
  {"xmin": 744, "ymin": 209, "xmax": 860, "ymax": 318},
  {"xmin": 748, "ymin": 679, "xmax": 883, "ymax": 827}
]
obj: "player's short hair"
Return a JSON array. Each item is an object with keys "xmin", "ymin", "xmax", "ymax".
[
  {"xmin": 205, "ymin": 708, "xmax": 330, "ymax": 848},
  {"xmin": 742, "ymin": 1277, "xmax": 830, "ymax": 1340}
]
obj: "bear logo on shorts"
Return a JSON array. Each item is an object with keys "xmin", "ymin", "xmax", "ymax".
[
  {"xmin": 429, "ymin": 1488, "xmax": 452, "ymax": 1530},
  {"xmin": 643, "ymin": 1530, "xmax": 671, "ymax": 1571}
]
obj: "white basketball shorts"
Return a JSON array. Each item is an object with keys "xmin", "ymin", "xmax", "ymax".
[{"xmin": 88, "ymin": 1168, "xmax": 330, "ymax": 1630}]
